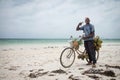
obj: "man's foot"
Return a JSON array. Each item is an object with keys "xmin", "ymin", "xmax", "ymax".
[
  {"xmin": 92, "ymin": 64, "xmax": 96, "ymax": 68},
  {"xmin": 86, "ymin": 62, "xmax": 92, "ymax": 65}
]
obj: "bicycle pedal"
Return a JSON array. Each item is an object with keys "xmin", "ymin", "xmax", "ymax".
[{"xmin": 77, "ymin": 55, "xmax": 81, "ymax": 59}]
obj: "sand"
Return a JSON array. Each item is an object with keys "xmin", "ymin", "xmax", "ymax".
[{"xmin": 0, "ymin": 43, "xmax": 120, "ymax": 80}]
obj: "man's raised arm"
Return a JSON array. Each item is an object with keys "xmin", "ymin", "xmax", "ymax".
[{"xmin": 76, "ymin": 22, "xmax": 83, "ymax": 31}]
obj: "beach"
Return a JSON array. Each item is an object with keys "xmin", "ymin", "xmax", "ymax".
[{"xmin": 0, "ymin": 40, "xmax": 120, "ymax": 80}]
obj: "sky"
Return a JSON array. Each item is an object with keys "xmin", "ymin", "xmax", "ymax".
[{"xmin": 0, "ymin": 0, "xmax": 120, "ymax": 39}]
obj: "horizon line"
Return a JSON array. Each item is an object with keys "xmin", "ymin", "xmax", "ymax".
[{"xmin": 0, "ymin": 38, "xmax": 120, "ymax": 40}]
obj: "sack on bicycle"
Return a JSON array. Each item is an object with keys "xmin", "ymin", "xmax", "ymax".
[
  {"xmin": 72, "ymin": 39, "xmax": 82, "ymax": 50},
  {"xmin": 94, "ymin": 36, "xmax": 103, "ymax": 51}
]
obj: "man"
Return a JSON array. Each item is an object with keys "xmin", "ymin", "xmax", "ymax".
[{"xmin": 76, "ymin": 17, "xmax": 96, "ymax": 67}]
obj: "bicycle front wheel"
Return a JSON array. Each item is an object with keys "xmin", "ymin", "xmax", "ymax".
[{"xmin": 60, "ymin": 47, "xmax": 75, "ymax": 68}]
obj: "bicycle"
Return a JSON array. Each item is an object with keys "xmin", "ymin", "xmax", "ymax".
[{"xmin": 60, "ymin": 36, "xmax": 99, "ymax": 68}]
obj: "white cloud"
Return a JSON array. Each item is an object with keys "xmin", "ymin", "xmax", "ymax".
[{"xmin": 0, "ymin": 0, "xmax": 120, "ymax": 38}]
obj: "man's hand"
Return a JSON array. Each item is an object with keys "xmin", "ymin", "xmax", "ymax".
[
  {"xmin": 79, "ymin": 22, "xmax": 83, "ymax": 25},
  {"xmin": 83, "ymin": 32, "xmax": 94, "ymax": 40},
  {"xmin": 83, "ymin": 37, "xmax": 88, "ymax": 40},
  {"xmin": 76, "ymin": 22, "xmax": 83, "ymax": 31}
]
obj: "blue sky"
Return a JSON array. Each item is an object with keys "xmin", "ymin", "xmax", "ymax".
[{"xmin": 0, "ymin": 0, "xmax": 120, "ymax": 39}]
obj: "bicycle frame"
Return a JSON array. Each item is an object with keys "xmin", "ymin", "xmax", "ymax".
[
  {"xmin": 75, "ymin": 49, "xmax": 85, "ymax": 55},
  {"xmin": 70, "ymin": 40, "xmax": 86, "ymax": 56}
]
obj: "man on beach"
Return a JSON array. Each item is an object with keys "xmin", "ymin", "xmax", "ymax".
[{"xmin": 76, "ymin": 17, "xmax": 96, "ymax": 67}]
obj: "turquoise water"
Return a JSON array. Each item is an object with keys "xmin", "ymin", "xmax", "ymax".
[
  {"xmin": 0, "ymin": 39, "xmax": 120, "ymax": 45},
  {"xmin": 102, "ymin": 39, "xmax": 120, "ymax": 43},
  {"xmin": 0, "ymin": 39, "xmax": 68, "ymax": 45}
]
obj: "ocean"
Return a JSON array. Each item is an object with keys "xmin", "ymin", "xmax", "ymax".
[
  {"xmin": 0, "ymin": 39, "xmax": 120, "ymax": 45},
  {"xmin": 0, "ymin": 39, "xmax": 68, "ymax": 45}
]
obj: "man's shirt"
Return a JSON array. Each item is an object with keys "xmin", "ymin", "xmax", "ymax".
[{"xmin": 80, "ymin": 23, "xmax": 95, "ymax": 41}]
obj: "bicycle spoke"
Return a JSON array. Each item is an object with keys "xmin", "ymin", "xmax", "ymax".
[{"xmin": 66, "ymin": 50, "xmax": 73, "ymax": 58}]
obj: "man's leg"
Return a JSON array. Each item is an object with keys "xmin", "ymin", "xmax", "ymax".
[
  {"xmin": 88, "ymin": 40, "xmax": 96, "ymax": 65},
  {"xmin": 84, "ymin": 41, "xmax": 92, "ymax": 64}
]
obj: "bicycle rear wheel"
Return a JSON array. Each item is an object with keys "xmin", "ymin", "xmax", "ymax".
[
  {"xmin": 60, "ymin": 47, "xmax": 75, "ymax": 68},
  {"xmin": 85, "ymin": 50, "xmax": 99, "ymax": 62}
]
